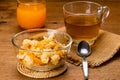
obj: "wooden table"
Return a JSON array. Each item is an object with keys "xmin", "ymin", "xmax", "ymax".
[{"xmin": 0, "ymin": 0, "xmax": 120, "ymax": 80}]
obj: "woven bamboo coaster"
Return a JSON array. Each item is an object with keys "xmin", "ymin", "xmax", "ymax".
[
  {"xmin": 17, "ymin": 63, "xmax": 67, "ymax": 78},
  {"xmin": 57, "ymin": 27, "xmax": 120, "ymax": 67}
]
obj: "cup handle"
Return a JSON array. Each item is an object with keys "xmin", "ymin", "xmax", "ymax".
[{"xmin": 102, "ymin": 6, "xmax": 110, "ymax": 22}]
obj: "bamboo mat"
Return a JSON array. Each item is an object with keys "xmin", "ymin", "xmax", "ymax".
[
  {"xmin": 57, "ymin": 27, "xmax": 120, "ymax": 67},
  {"xmin": 17, "ymin": 62, "xmax": 67, "ymax": 78}
]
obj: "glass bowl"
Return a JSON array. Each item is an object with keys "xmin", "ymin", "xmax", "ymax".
[{"xmin": 11, "ymin": 29, "xmax": 72, "ymax": 71}]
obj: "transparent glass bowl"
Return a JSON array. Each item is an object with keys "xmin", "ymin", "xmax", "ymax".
[{"xmin": 11, "ymin": 29, "xmax": 72, "ymax": 71}]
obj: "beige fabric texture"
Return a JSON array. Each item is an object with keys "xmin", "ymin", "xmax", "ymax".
[{"xmin": 57, "ymin": 27, "xmax": 120, "ymax": 67}]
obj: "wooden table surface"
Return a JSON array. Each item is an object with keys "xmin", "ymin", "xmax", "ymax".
[{"xmin": 0, "ymin": 0, "xmax": 120, "ymax": 80}]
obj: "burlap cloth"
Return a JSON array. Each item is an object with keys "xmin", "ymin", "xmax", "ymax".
[{"xmin": 57, "ymin": 27, "xmax": 120, "ymax": 67}]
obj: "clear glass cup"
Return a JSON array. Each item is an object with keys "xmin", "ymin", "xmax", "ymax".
[
  {"xmin": 11, "ymin": 29, "xmax": 72, "ymax": 71},
  {"xmin": 63, "ymin": 1, "xmax": 109, "ymax": 45},
  {"xmin": 17, "ymin": 0, "xmax": 46, "ymax": 29}
]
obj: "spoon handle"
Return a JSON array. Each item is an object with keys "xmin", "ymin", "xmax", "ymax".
[{"xmin": 82, "ymin": 57, "xmax": 88, "ymax": 80}]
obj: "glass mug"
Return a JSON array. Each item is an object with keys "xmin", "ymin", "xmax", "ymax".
[
  {"xmin": 63, "ymin": 1, "xmax": 109, "ymax": 45},
  {"xmin": 17, "ymin": 0, "xmax": 46, "ymax": 29}
]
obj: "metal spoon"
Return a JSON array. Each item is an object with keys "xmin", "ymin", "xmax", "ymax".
[{"xmin": 77, "ymin": 41, "xmax": 91, "ymax": 80}]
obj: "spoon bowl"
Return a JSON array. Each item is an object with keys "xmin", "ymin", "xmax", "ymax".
[{"xmin": 77, "ymin": 41, "xmax": 91, "ymax": 57}]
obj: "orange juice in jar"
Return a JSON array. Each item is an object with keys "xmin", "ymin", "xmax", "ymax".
[{"xmin": 17, "ymin": 0, "xmax": 46, "ymax": 29}]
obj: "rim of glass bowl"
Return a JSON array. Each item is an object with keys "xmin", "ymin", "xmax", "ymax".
[{"xmin": 11, "ymin": 28, "xmax": 73, "ymax": 53}]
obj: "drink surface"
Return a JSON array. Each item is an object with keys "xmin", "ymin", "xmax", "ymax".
[
  {"xmin": 17, "ymin": 2, "xmax": 46, "ymax": 29},
  {"xmin": 65, "ymin": 15, "xmax": 101, "ymax": 41}
]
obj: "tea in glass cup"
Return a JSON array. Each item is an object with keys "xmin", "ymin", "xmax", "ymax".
[
  {"xmin": 63, "ymin": 1, "xmax": 109, "ymax": 45},
  {"xmin": 17, "ymin": 0, "xmax": 46, "ymax": 29}
]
